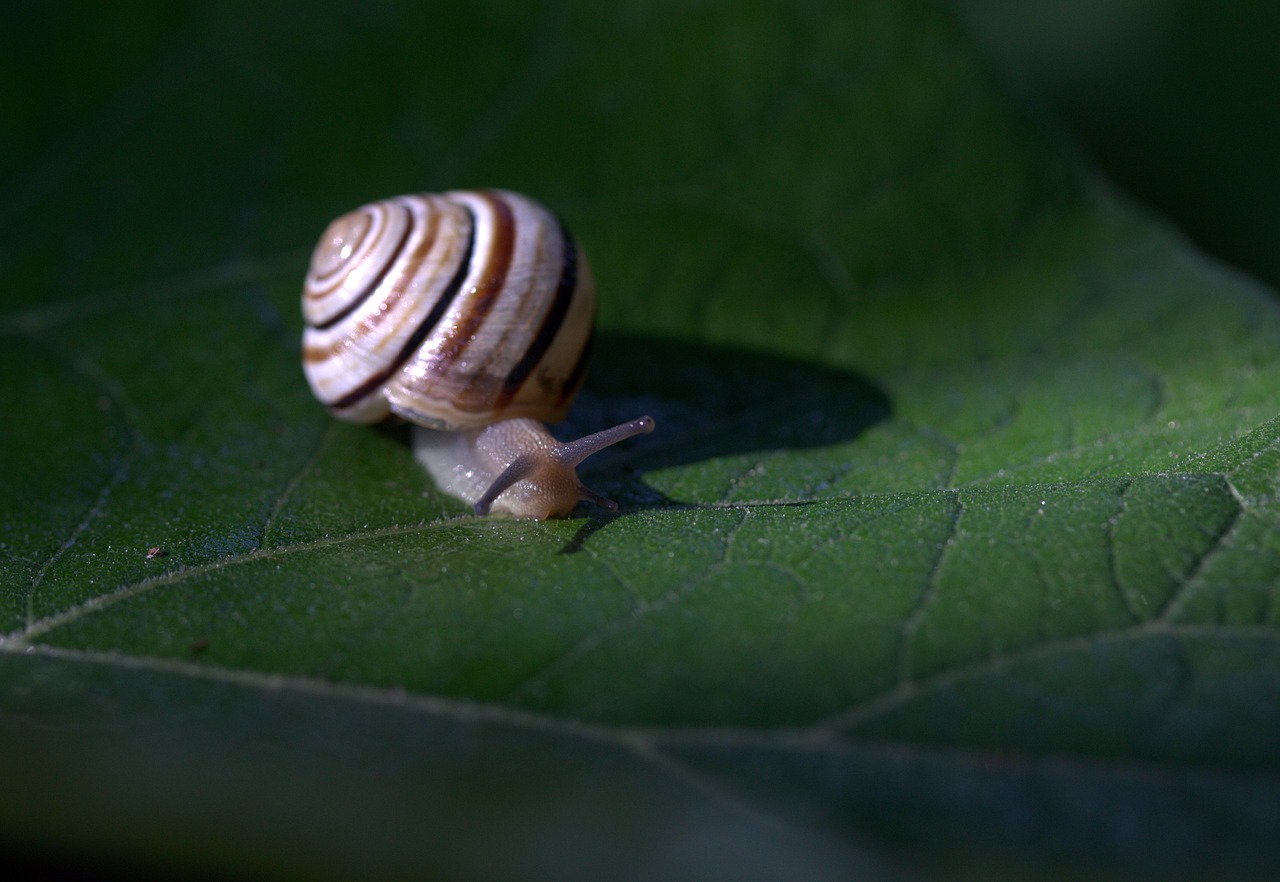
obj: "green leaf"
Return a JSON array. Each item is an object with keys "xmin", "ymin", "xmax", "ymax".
[{"xmin": 3, "ymin": 1, "xmax": 1279, "ymax": 880}]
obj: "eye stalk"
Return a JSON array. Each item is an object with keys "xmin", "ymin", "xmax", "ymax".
[
  {"xmin": 415, "ymin": 416, "xmax": 655, "ymax": 519},
  {"xmin": 471, "ymin": 416, "xmax": 656, "ymax": 517}
]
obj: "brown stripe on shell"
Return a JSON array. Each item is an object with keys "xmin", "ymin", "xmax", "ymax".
[
  {"xmin": 302, "ymin": 202, "xmax": 444, "ymax": 363},
  {"xmin": 493, "ymin": 215, "xmax": 580, "ymax": 410},
  {"xmin": 426, "ymin": 191, "xmax": 516, "ymax": 371},
  {"xmin": 307, "ymin": 204, "xmax": 377, "ymax": 291},
  {"xmin": 329, "ymin": 206, "xmax": 478, "ymax": 411},
  {"xmin": 307, "ymin": 202, "xmax": 421, "ymax": 332}
]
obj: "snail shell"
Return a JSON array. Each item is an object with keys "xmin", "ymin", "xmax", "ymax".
[
  {"xmin": 302, "ymin": 189, "xmax": 594, "ymax": 429},
  {"xmin": 301, "ymin": 189, "xmax": 653, "ymax": 518}
]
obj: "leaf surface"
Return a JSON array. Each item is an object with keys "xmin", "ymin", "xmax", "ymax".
[{"xmin": 2, "ymin": 2, "xmax": 1279, "ymax": 879}]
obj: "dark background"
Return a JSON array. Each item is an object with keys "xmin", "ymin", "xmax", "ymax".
[{"xmin": 957, "ymin": 0, "xmax": 1280, "ymax": 292}]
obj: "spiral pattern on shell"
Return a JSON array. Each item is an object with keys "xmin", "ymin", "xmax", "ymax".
[{"xmin": 301, "ymin": 189, "xmax": 596, "ymax": 430}]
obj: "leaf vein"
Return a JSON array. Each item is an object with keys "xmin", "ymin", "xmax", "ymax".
[{"xmin": 1156, "ymin": 475, "xmax": 1247, "ymax": 623}]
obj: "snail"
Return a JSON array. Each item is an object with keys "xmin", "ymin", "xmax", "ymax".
[{"xmin": 300, "ymin": 188, "xmax": 654, "ymax": 519}]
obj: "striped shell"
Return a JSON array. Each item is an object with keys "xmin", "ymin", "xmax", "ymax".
[{"xmin": 301, "ymin": 189, "xmax": 595, "ymax": 430}]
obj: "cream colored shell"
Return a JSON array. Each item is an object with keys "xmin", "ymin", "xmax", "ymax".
[{"xmin": 301, "ymin": 189, "xmax": 596, "ymax": 430}]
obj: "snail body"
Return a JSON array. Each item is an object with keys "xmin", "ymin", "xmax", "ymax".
[{"xmin": 301, "ymin": 188, "xmax": 653, "ymax": 519}]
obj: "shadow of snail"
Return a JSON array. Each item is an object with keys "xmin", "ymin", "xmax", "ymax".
[{"xmin": 548, "ymin": 332, "xmax": 890, "ymax": 551}]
